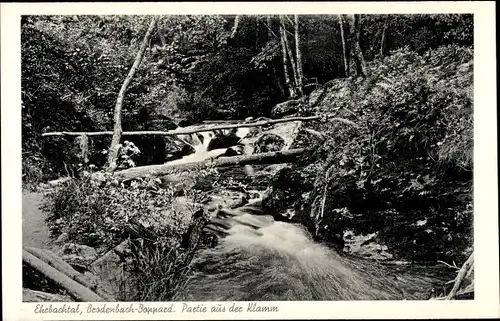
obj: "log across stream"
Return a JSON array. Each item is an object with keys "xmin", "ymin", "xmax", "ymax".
[
  {"xmin": 35, "ymin": 121, "xmax": 447, "ymax": 301},
  {"xmin": 158, "ymin": 124, "xmax": 445, "ymax": 301}
]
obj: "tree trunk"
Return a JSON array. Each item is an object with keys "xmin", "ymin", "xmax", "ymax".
[
  {"xmin": 294, "ymin": 15, "xmax": 305, "ymax": 95},
  {"xmin": 23, "ymin": 250, "xmax": 105, "ymax": 302},
  {"xmin": 156, "ymin": 19, "xmax": 166, "ymax": 47},
  {"xmin": 380, "ymin": 15, "xmax": 389, "ymax": 57},
  {"xmin": 115, "ymin": 148, "xmax": 308, "ymax": 181},
  {"xmin": 105, "ymin": 16, "xmax": 158, "ymax": 173},
  {"xmin": 230, "ymin": 15, "xmax": 240, "ymax": 38},
  {"xmin": 42, "ymin": 115, "xmax": 359, "ymax": 138},
  {"xmin": 350, "ymin": 14, "xmax": 368, "ymax": 77},
  {"xmin": 338, "ymin": 14, "xmax": 349, "ymax": 77},
  {"xmin": 266, "ymin": 15, "xmax": 273, "ymax": 40},
  {"xmin": 25, "ymin": 247, "xmax": 116, "ymax": 301},
  {"xmin": 279, "ymin": 17, "xmax": 296, "ymax": 98},
  {"xmin": 272, "ymin": 65, "xmax": 286, "ymax": 98},
  {"xmin": 281, "ymin": 16, "xmax": 300, "ymax": 95}
]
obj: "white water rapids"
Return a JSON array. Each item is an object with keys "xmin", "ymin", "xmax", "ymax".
[
  {"xmin": 167, "ymin": 127, "xmax": 250, "ymax": 165},
  {"xmin": 166, "ymin": 125, "xmax": 438, "ymax": 301}
]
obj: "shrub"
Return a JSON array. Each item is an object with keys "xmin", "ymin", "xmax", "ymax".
[
  {"xmin": 130, "ymin": 238, "xmax": 192, "ymax": 301},
  {"xmin": 43, "ymin": 174, "xmax": 192, "ymax": 250},
  {"xmin": 297, "ymin": 45, "xmax": 473, "ymax": 262}
]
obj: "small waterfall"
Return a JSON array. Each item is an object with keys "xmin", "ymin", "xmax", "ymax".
[
  {"xmin": 235, "ymin": 127, "xmax": 250, "ymax": 140},
  {"xmin": 190, "ymin": 132, "xmax": 214, "ymax": 154},
  {"xmin": 169, "ymin": 123, "xmax": 440, "ymax": 301},
  {"xmin": 167, "ymin": 127, "xmax": 250, "ymax": 165}
]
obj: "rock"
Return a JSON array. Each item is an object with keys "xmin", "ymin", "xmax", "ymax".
[
  {"xmin": 178, "ymin": 119, "xmax": 197, "ymax": 127},
  {"xmin": 55, "ymin": 232, "xmax": 69, "ymax": 244},
  {"xmin": 207, "ymin": 131, "xmax": 241, "ymax": 151},
  {"xmin": 262, "ymin": 164, "xmax": 289, "ymax": 175},
  {"xmin": 262, "ymin": 167, "xmax": 306, "ymax": 220},
  {"xmin": 60, "ymin": 243, "xmax": 98, "ymax": 271},
  {"xmin": 23, "ymin": 288, "xmax": 74, "ymax": 302},
  {"xmin": 163, "ymin": 136, "xmax": 196, "ymax": 162},
  {"xmin": 253, "ymin": 133, "xmax": 285, "ymax": 154},
  {"xmin": 270, "ymin": 99, "xmax": 303, "ymax": 118},
  {"xmin": 309, "ymin": 79, "xmax": 350, "ymax": 111},
  {"xmin": 342, "ymin": 231, "xmax": 394, "ymax": 261},
  {"xmin": 261, "ymin": 121, "xmax": 302, "ymax": 150},
  {"xmin": 206, "ymin": 191, "xmax": 248, "ymax": 213},
  {"xmin": 90, "ymin": 239, "xmax": 137, "ymax": 301},
  {"xmin": 221, "ymin": 145, "xmax": 244, "ymax": 157}
]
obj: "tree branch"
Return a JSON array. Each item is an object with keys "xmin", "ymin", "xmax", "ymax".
[{"xmin": 445, "ymin": 252, "xmax": 474, "ymax": 300}]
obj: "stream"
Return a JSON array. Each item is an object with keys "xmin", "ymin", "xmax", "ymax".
[
  {"xmin": 164, "ymin": 125, "xmax": 444, "ymax": 301},
  {"xmin": 22, "ymin": 124, "xmax": 448, "ymax": 301}
]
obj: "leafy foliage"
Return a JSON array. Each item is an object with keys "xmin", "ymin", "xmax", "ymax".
[
  {"xmin": 43, "ymin": 174, "xmax": 192, "ymax": 249},
  {"xmin": 22, "ymin": 14, "xmax": 473, "ymax": 186},
  {"xmin": 294, "ymin": 45, "xmax": 473, "ymax": 262}
]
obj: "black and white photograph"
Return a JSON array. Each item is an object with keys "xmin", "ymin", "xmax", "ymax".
[{"xmin": 2, "ymin": 1, "xmax": 499, "ymax": 320}]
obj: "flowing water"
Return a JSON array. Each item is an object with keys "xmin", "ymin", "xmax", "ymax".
[
  {"xmin": 171, "ymin": 128, "xmax": 251, "ymax": 164},
  {"xmin": 169, "ymin": 126, "xmax": 442, "ymax": 301}
]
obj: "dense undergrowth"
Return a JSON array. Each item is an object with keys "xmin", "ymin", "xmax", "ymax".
[
  {"xmin": 22, "ymin": 14, "xmax": 474, "ymax": 301},
  {"xmin": 287, "ymin": 45, "xmax": 473, "ymax": 263}
]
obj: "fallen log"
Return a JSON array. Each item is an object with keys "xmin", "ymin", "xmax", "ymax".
[
  {"xmin": 40, "ymin": 115, "xmax": 358, "ymax": 137},
  {"xmin": 445, "ymin": 252, "xmax": 474, "ymax": 300},
  {"xmin": 25, "ymin": 247, "xmax": 116, "ymax": 301},
  {"xmin": 23, "ymin": 288, "xmax": 73, "ymax": 302},
  {"xmin": 45, "ymin": 148, "xmax": 308, "ymax": 187},
  {"xmin": 23, "ymin": 250, "xmax": 105, "ymax": 302},
  {"xmin": 114, "ymin": 148, "xmax": 308, "ymax": 181}
]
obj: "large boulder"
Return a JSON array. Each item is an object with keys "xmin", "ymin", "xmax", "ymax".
[
  {"xmin": 270, "ymin": 99, "xmax": 304, "ymax": 118},
  {"xmin": 207, "ymin": 130, "xmax": 241, "ymax": 151},
  {"xmin": 261, "ymin": 167, "xmax": 307, "ymax": 221},
  {"xmin": 163, "ymin": 136, "xmax": 196, "ymax": 162},
  {"xmin": 60, "ymin": 243, "xmax": 99, "ymax": 272},
  {"xmin": 253, "ymin": 133, "xmax": 285, "ymax": 154}
]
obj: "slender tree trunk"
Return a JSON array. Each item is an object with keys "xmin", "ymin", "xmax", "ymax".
[
  {"xmin": 267, "ymin": 15, "xmax": 273, "ymax": 40},
  {"xmin": 230, "ymin": 15, "xmax": 240, "ymax": 38},
  {"xmin": 346, "ymin": 14, "xmax": 367, "ymax": 78},
  {"xmin": 294, "ymin": 15, "xmax": 304, "ymax": 96},
  {"xmin": 281, "ymin": 16, "xmax": 299, "ymax": 95},
  {"xmin": 338, "ymin": 14, "xmax": 349, "ymax": 77},
  {"xmin": 272, "ymin": 66, "xmax": 286, "ymax": 98},
  {"xmin": 105, "ymin": 16, "xmax": 158, "ymax": 172},
  {"xmin": 279, "ymin": 18, "xmax": 296, "ymax": 98},
  {"xmin": 156, "ymin": 18, "xmax": 166, "ymax": 47},
  {"xmin": 353, "ymin": 14, "xmax": 368, "ymax": 77},
  {"xmin": 380, "ymin": 15, "xmax": 389, "ymax": 57}
]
